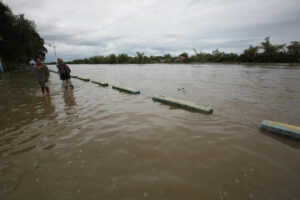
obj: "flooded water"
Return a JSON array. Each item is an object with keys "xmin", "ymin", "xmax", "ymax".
[{"xmin": 0, "ymin": 64, "xmax": 299, "ymax": 200}]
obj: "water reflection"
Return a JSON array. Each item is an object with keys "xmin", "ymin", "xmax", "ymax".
[
  {"xmin": 0, "ymin": 71, "xmax": 59, "ymax": 198},
  {"xmin": 0, "ymin": 71, "xmax": 56, "ymax": 132},
  {"xmin": 41, "ymin": 97, "xmax": 56, "ymax": 119},
  {"xmin": 63, "ymin": 89, "xmax": 77, "ymax": 109},
  {"xmin": 259, "ymin": 129, "xmax": 300, "ymax": 149}
]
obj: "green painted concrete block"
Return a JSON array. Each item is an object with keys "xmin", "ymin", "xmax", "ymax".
[
  {"xmin": 261, "ymin": 120, "xmax": 300, "ymax": 139},
  {"xmin": 77, "ymin": 76, "xmax": 90, "ymax": 81},
  {"xmin": 152, "ymin": 96, "xmax": 213, "ymax": 114},
  {"xmin": 91, "ymin": 80, "xmax": 109, "ymax": 87},
  {"xmin": 112, "ymin": 85, "xmax": 140, "ymax": 94}
]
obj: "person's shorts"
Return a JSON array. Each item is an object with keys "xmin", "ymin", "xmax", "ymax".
[{"xmin": 39, "ymin": 82, "xmax": 49, "ymax": 88}]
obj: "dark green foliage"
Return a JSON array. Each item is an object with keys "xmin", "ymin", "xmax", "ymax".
[
  {"xmin": 239, "ymin": 45, "xmax": 259, "ymax": 62},
  {"xmin": 259, "ymin": 37, "xmax": 286, "ymax": 62},
  {"xmin": 136, "ymin": 51, "xmax": 145, "ymax": 64},
  {"xmin": 107, "ymin": 54, "xmax": 117, "ymax": 64},
  {"xmin": 117, "ymin": 53, "xmax": 130, "ymax": 63},
  {"xmin": 0, "ymin": 2, "xmax": 47, "ymax": 71},
  {"xmin": 287, "ymin": 41, "xmax": 300, "ymax": 62},
  {"xmin": 239, "ymin": 37, "xmax": 300, "ymax": 63},
  {"xmin": 163, "ymin": 54, "xmax": 173, "ymax": 62}
]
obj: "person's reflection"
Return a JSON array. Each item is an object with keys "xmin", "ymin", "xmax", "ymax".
[
  {"xmin": 42, "ymin": 96, "xmax": 55, "ymax": 119},
  {"xmin": 63, "ymin": 89, "xmax": 77, "ymax": 110}
]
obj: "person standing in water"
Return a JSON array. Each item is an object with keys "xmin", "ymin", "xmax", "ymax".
[
  {"xmin": 34, "ymin": 57, "xmax": 50, "ymax": 96},
  {"xmin": 56, "ymin": 58, "xmax": 63, "ymax": 81},
  {"xmin": 58, "ymin": 58, "xmax": 74, "ymax": 89}
]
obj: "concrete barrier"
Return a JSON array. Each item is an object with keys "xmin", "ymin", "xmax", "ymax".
[
  {"xmin": 152, "ymin": 96, "xmax": 213, "ymax": 114},
  {"xmin": 261, "ymin": 120, "xmax": 300, "ymax": 139},
  {"xmin": 112, "ymin": 85, "xmax": 140, "ymax": 94},
  {"xmin": 77, "ymin": 76, "xmax": 90, "ymax": 81},
  {"xmin": 91, "ymin": 80, "xmax": 108, "ymax": 87}
]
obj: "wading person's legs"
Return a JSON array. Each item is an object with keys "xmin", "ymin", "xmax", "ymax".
[
  {"xmin": 68, "ymin": 79, "xmax": 74, "ymax": 88},
  {"xmin": 44, "ymin": 86, "xmax": 50, "ymax": 95},
  {"xmin": 44, "ymin": 82, "xmax": 49, "ymax": 95},
  {"xmin": 41, "ymin": 83, "xmax": 50, "ymax": 96},
  {"xmin": 41, "ymin": 87, "xmax": 45, "ymax": 94},
  {"xmin": 63, "ymin": 80, "xmax": 68, "ymax": 89}
]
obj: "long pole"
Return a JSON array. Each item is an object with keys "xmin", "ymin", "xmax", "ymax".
[
  {"xmin": 53, "ymin": 45, "xmax": 57, "ymax": 58},
  {"xmin": 45, "ymin": 43, "xmax": 58, "ymax": 59}
]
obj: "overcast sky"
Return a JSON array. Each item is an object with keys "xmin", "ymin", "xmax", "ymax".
[{"xmin": 3, "ymin": 0, "xmax": 300, "ymax": 62}]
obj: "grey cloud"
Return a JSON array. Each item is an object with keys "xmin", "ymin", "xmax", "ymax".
[{"xmin": 44, "ymin": 32, "xmax": 123, "ymax": 47}]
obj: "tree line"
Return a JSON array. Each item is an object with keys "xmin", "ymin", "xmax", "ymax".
[
  {"xmin": 0, "ymin": 2, "xmax": 47, "ymax": 71},
  {"xmin": 67, "ymin": 37, "xmax": 299, "ymax": 64}
]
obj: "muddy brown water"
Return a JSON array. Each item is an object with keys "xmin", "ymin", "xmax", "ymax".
[{"xmin": 0, "ymin": 64, "xmax": 299, "ymax": 200}]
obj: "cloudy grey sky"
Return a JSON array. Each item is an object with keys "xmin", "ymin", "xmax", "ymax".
[{"xmin": 3, "ymin": 0, "xmax": 300, "ymax": 62}]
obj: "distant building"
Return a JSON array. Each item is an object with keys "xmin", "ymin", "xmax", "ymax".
[
  {"xmin": 175, "ymin": 55, "xmax": 186, "ymax": 62},
  {"xmin": 179, "ymin": 56, "xmax": 186, "ymax": 60}
]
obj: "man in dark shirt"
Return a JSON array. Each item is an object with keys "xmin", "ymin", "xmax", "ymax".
[
  {"xmin": 58, "ymin": 58, "xmax": 74, "ymax": 89},
  {"xmin": 56, "ymin": 58, "xmax": 63, "ymax": 80}
]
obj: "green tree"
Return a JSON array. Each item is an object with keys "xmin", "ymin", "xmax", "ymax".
[
  {"xmin": 89, "ymin": 56, "xmax": 99, "ymax": 64},
  {"xmin": 287, "ymin": 41, "xmax": 300, "ymax": 62},
  {"xmin": 117, "ymin": 53, "xmax": 129, "ymax": 63},
  {"xmin": 195, "ymin": 52, "xmax": 206, "ymax": 62},
  {"xmin": 239, "ymin": 45, "xmax": 259, "ymax": 62},
  {"xmin": 259, "ymin": 37, "xmax": 285, "ymax": 62},
  {"xmin": 0, "ymin": 2, "xmax": 47, "ymax": 71},
  {"xmin": 106, "ymin": 54, "xmax": 117, "ymax": 64},
  {"xmin": 212, "ymin": 49, "xmax": 224, "ymax": 62},
  {"xmin": 136, "ymin": 51, "xmax": 145, "ymax": 64},
  {"xmin": 163, "ymin": 54, "xmax": 171, "ymax": 62}
]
